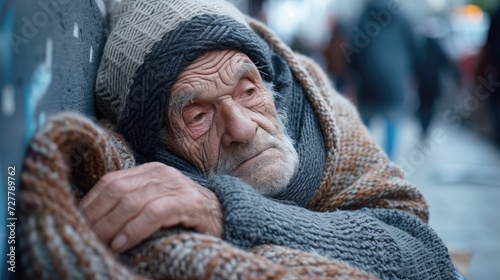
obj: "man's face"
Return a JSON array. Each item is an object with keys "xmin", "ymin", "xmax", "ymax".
[{"xmin": 166, "ymin": 49, "xmax": 298, "ymax": 195}]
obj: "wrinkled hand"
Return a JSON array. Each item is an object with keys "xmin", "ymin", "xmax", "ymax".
[{"xmin": 79, "ymin": 162, "xmax": 223, "ymax": 252}]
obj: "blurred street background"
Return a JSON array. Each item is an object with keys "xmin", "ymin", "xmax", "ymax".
[{"xmin": 228, "ymin": 0, "xmax": 500, "ymax": 279}]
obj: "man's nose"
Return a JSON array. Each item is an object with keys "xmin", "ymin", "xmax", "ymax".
[{"xmin": 220, "ymin": 102, "xmax": 257, "ymax": 147}]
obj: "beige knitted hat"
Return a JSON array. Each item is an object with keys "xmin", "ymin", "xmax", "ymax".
[
  {"xmin": 94, "ymin": 0, "xmax": 274, "ymax": 162},
  {"xmin": 95, "ymin": 0, "xmax": 251, "ymax": 123}
]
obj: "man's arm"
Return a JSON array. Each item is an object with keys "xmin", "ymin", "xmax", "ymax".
[{"xmin": 207, "ymin": 175, "xmax": 457, "ymax": 279}]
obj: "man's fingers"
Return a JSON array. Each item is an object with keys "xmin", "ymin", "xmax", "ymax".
[
  {"xmin": 90, "ymin": 191, "xmax": 143, "ymax": 244},
  {"xmin": 79, "ymin": 162, "xmax": 165, "ymax": 209},
  {"xmin": 78, "ymin": 172, "xmax": 113, "ymax": 210},
  {"xmin": 90, "ymin": 183, "xmax": 177, "ymax": 243},
  {"xmin": 111, "ymin": 198, "xmax": 183, "ymax": 252},
  {"xmin": 81, "ymin": 173, "xmax": 149, "ymax": 225}
]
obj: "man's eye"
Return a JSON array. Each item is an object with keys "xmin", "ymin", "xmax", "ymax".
[
  {"xmin": 192, "ymin": 113, "xmax": 205, "ymax": 123},
  {"xmin": 244, "ymin": 88, "xmax": 255, "ymax": 96}
]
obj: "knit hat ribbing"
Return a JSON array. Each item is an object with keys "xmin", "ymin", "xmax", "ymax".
[{"xmin": 95, "ymin": 0, "xmax": 253, "ymax": 123}]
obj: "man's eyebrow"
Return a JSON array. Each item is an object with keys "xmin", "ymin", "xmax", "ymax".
[
  {"xmin": 169, "ymin": 90, "xmax": 200, "ymax": 118},
  {"xmin": 234, "ymin": 60, "xmax": 257, "ymax": 80}
]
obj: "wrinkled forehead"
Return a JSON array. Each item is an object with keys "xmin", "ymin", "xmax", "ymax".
[
  {"xmin": 174, "ymin": 50, "xmax": 254, "ymax": 85},
  {"xmin": 168, "ymin": 50, "xmax": 259, "ymax": 114}
]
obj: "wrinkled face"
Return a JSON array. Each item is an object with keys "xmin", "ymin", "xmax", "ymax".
[{"xmin": 165, "ymin": 49, "xmax": 299, "ymax": 195}]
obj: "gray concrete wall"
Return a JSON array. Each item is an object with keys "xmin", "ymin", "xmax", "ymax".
[{"xmin": 0, "ymin": 1, "xmax": 106, "ymax": 278}]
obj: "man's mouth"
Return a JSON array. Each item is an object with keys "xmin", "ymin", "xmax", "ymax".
[{"xmin": 231, "ymin": 147, "xmax": 274, "ymax": 174}]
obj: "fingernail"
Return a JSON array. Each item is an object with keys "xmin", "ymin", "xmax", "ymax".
[{"xmin": 111, "ymin": 235, "xmax": 127, "ymax": 251}]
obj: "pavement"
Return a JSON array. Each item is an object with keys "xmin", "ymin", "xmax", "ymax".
[{"xmin": 368, "ymin": 116, "xmax": 500, "ymax": 280}]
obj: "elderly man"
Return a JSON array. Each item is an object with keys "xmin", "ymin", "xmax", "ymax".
[{"xmin": 69, "ymin": 0, "xmax": 460, "ymax": 279}]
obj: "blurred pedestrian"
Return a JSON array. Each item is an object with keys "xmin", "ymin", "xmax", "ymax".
[
  {"xmin": 324, "ymin": 20, "xmax": 350, "ymax": 95},
  {"xmin": 348, "ymin": 0, "xmax": 421, "ymax": 159},
  {"xmin": 416, "ymin": 17, "xmax": 460, "ymax": 138},
  {"xmin": 476, "ymin": 5, "xmax": 500, "ymax": 145}
]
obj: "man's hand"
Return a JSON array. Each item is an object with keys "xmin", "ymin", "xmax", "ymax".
[{"xmin": 79, "ymin": 162, "xmax": 223, "ymax": 252}]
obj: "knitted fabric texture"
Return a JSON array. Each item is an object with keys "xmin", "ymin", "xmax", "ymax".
[{"xmin": 19, "ymin": 113, "xmax": 379, "ymax": 280}]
